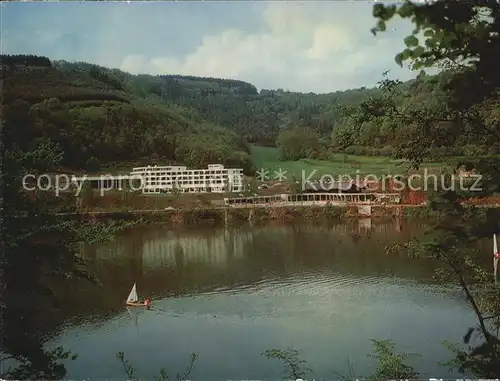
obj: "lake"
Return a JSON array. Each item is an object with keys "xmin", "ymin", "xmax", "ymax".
[{"xmin": 46, "ymin": 220, "xmax": 476, "ymax": 380}]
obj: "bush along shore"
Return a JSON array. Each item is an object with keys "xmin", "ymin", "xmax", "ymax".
[
  {"xmin": 55, "ymin": 201, "xmax": 499, "ymax": 227},
  {"xmin": 58, "ymin": 204, "xmax": 427, "ymax": 225}
]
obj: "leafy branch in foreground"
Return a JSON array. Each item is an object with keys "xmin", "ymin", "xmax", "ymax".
[
  {"xmin": 366, "ymin": 1, "xmax": 500, "ymax": 376},
  {"xmin": 76, "ymin": 218, "xmax": 146, "ymax": 245},
  {"xmin": 262, "ymin": 348, "xmax": 312, "ymax": 380},
  {"xmin": 264, "ymin": 339, "xmax": 419, "ymax": 381},
  {"xmin": 1, "ymin": 99, "xmax": 148, "ymax": 379},
  {"xmin": 0, "ymin": 347, "xmax": 78, "ymax": 380},
  {"xmin": 366, "ymin": 339, "xmax": 420, "ymax": 381},
  {"xmin": 386, "ymin": 205, "xmax": 500, "ymax": 377},
  {"xmin": 116, "ymin": 351, "xmax": 199, "ymax": 381}
]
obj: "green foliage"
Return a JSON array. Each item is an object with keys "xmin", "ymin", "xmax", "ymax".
[
  {"xmin": 5, "ymin": 3, "xmax": 500, "ymax": 377},
  {"xmin": 6, "ymin": 53, "xmax": 494, "ymax": 170},
  {"xmin": 263, "ymin": 339, "xmax": 418, "ymax": 381},
  {"xmin": 1, "ymin": 53, "xmax": 52, "ymax": 67},
  {"xmin": 371, "ymin": 0, "xmax": 500, "ymax": 110},
  {"xmin": 250, "ymin": 145, "xmax": 443, "ymax": 179},
  {"xmin": 262, "ymin": 348, "xmax": 312, "ymax": 380},
  {"xmin": 3, "ymin": 64, "xmax": 131, "ymax": 105},
  {"xmin": 277, "ymin": 127, "xmax": 322, "ymax": 161},
  {"xmin": 3, "ymin": 56, "xmax": 254, "ymax": 173},
  {"xmin": 175, "ymin": 123, "xmax": 254, "ymax": 173},
  {"xmin": 401, "ymin": 209, "xmax": 500, "ymax": 378},
  {"xmin": 323, "ymin": 204, "xmax": 347, "ymax": 219},
  {"xmin": 77, "ymin": 219, "xmax": 144, "ymax": 245},
  {"xmin": 370, "ymin": 0, "xmax": 500, "ymax": 377},
  {"xmin": 1, "ymin": 128, "xmax": 81, "ymax": 378},
  {"xmin": 366, "ymin": 339, "xmax": 420, "ymax": 381},
  {"xmin": 116, "ymin": 351, "xmax": 198, "ymax": 381},
  {"xmin": 1, "ymin": 347, "xmax": 78, "ymax": 380},
  {"xmin": 1, "ymin": 90, "xmax": 146, "ymax": 379},
  {"xmin": 441, "ymin": 337, "xmax": 500, "ymax": 378}
]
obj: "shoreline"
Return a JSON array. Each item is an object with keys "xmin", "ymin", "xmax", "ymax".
[
  {"xmin": 55, "ymin": 203, "xmax": 442, "ymax": 225},
  {"xmin": 54, "ymin": 202, "xmax": 500, "ymax": 227}
]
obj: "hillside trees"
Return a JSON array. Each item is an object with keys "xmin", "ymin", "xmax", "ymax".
[
  {"xmin": 8, "ymin": 55, "xmax": 480, "ymax": 160},
  {"xmin": 4, "ymin": 49, "xmax": 499, "ymax": 172},
  {"xmin": 1, "ymin": 97, "xmax": 254, "ymax": 173},
  {"xmin": 276, "ymin": 127, "xmax": 322, "ymax": 161},
  {"xmin": 3, "ymin": 59, "xmax": 256, "ymax": 173},
  {"xmin": 174, "ymin": 123, "xmax": 255, "ymax": 173},
  {"xmin": 1, "ymin": 54, "xmax": 52, "ymax": 67}
]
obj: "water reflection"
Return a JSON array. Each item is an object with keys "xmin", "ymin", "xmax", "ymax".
[
  {"xmin": 47, "ymin": 220, "xmax": 476, "ymax": 380},
  {"xmin": 140, "ymin": 229, "xmax": 251, "ymax": 268},
  {"xmin": 83, "ymin": 221, "xmax": 432, "ymax": 284},
  {"xmin": 61, "ymin": 221, "xmax": 440, "ymax": 327}
]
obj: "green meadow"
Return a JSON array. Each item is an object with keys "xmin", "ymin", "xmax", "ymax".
[
  {"xmin": 90, "ymin": 145, "xmax": 448, "ymax": 183},
  {"xmin": 250, "ymin": 145, "xmax": 447, "ymax": 181}
]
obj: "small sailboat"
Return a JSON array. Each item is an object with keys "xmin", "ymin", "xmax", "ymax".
[
  {"xmin": 126, "ymin": 282, "xmax": 151, "ymax": 307},
  {"xmin": 494, "ymin": 234, "xmax": 499, "ymax": 283}
]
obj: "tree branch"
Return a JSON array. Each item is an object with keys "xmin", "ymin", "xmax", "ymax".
[{"xmin": 442, "ymin": 250, "xmax": 492, "ymax": 344}]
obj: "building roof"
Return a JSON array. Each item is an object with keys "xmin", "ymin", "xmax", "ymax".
[
  {"xmin": 130, "ymin": 164, "xmax": 244, "ymax": 172},
  {"xmin": 303, "ymin": 180, "xmax": 367, "ymax": 192}
]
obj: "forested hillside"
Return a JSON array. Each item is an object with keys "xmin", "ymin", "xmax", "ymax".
[
  {"xmin": 50, "ymin": 58, "xmax": 372, "ymax": 148},
  {"xmin": 2, "ymin": 54, "xmax": 255, "ymax": 173},
  {"xmin": 3, "ymin": 53, "xmax": 498, "ymax": 174}
]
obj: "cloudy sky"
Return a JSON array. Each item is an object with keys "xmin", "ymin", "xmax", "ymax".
[{"xmin": 2, "ymin": 1, "xmax": 419, "ymax": 93}]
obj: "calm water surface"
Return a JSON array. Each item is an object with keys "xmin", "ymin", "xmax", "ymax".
[{"xmin": 47, "ymin": 220, "xmax": 476, "ymax": 380}]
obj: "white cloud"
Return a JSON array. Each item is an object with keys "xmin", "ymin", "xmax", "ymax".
[
  {"xmin": 3, "ymin": 1, "xmax": 419, "ymax": 92},
  {"xmin": 119, "ymin": 2, "xmax": 416, "ymax": 93},
  {"xmin": 121, "ymin": 54, "xmax": 150, "ymax": 73},
  {"xmin": 307, "ymin": 23, "xmax": 355, "ymax": 60}
]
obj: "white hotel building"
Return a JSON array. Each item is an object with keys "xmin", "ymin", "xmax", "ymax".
[{"xmin": 130, "ymin": 164, "xmax": 244, "ymax": 194}]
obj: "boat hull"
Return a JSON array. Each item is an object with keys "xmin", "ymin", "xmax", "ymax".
[{"xmin": 126, "ymin": 301, "xmax": 147, "ymax": 307}]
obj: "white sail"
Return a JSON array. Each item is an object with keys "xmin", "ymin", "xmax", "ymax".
[
  {"xmin": 127, "ymin": 283, "xmax": 138, "ymax": 303},
  {"xmin": 494, "ymin": 234, "xmax": 499, "ymax": 282}
]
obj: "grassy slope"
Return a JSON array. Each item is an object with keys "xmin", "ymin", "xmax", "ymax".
[
  {"xmin": 250, "ymin": 145, "xmax": 446, "ymax": 180},
  {"xmin": 92, "ymin": 145, "xmax": 446, "ymax": 179}
]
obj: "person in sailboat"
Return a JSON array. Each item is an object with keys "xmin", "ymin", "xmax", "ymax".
[{"xmin": 144, "ymin": 297, "xmax": 152, "ymax": 308}]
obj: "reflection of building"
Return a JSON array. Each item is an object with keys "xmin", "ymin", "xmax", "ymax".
[
  {"xmin": 85, "ymin": 242, "xmax": 131, "ymax": 270},
  {"xmin": 142, "ymin": 231, "xmax": 252, "ymax": 268},
  {"xmin": 86, "ymin": 230, "xmax": 253, "ymax": 270},
  {"xmin": 130, "ymin": 164, "xmax": 244, "ymax": 194}
]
